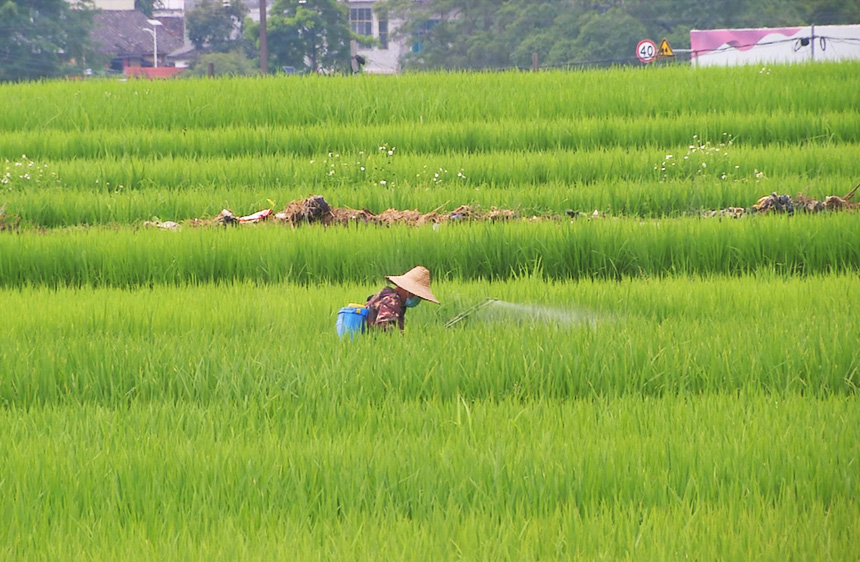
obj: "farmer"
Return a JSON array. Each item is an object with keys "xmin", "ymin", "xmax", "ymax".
[{"xmin": 366, "ymin": 266, "xmax": 440, "ymax": 332}]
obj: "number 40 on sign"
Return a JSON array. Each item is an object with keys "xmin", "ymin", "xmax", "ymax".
[{"xmin": 636, "ymin": 38, "xmax": 674, "ymax": 64}]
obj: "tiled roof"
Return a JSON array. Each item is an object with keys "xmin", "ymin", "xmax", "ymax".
[
  {"xmin": 92, "ymin": 11, "xmax": 184, "ymax": 57},
  {"xmin": 157, "ymin": 15, "xmax": 185, "ymax": 43}
]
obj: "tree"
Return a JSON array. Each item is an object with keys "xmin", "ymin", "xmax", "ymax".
[
  {"xmin": 0, "ymin": 0, "xmax": 96, "ymax": 82},
  {"xmin": 383, "ymin": 0, "xmax": 509, "ymax": 69},
  {"xmin": 248, "ymin": 0, "xmax": 353, "ymax": 73},
  {"xmin": 187, "ymin": 0, "xmax": 248, "ymax": 53},
  {"xmin": 384, "ymin": 0, "xmax": 857, "ymax": 71},
  {"xmin": 135, "ymin": 0, "xmax": 157, "ymax": 18},
  {"xmin": 565, "ymin": 9, "xmax": 648, "ymax": 66},
  {"xmin": 383, "ymin": 0, "xmax": 587, "ymax": 70}
]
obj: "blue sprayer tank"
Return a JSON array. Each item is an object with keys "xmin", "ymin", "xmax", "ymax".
[{"xmin": 336, "ymin": 305, "xmax": 369, "ymax": 338}]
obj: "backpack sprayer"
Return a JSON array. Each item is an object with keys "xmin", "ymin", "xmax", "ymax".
[
  {"xmin": 444, "ymin": 298, "xmax": 498, "ymax": 328},
  {"xmin": 337, "ymin": 297, "xmax": 497, "ymax": 337}
]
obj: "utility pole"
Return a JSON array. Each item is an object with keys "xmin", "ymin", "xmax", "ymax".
[
  {"xmin": 810, "ymin": 24, "xmax": 815, "ymax": 62},
  {"xmin": 259, "ymin": 0, "xmax": 268, "ymax": 74}
]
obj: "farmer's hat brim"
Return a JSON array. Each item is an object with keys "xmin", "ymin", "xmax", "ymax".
[{"xmin": 386, "ymin": 266, "xmax": 440, "ymax": 304}]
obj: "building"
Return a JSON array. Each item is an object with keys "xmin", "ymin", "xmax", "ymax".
[
  {"xmin": 91, "ymin": 10, "xmax": 185, "ymax": 75},
  {"xmin": 346, "ymin": 1, "xmax": 407, "ymax": 74},
  {"xmin": 83, "ymin": 0, "xmax": 415, "ymax": 75}
]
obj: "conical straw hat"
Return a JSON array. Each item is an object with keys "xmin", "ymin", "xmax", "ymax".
[{"xmin": 386, "ymin": 266, "xmax": 439, "ymax": 304}]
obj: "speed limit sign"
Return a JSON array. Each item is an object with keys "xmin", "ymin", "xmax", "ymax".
[{"xmin": 636, "ymin": 39, "xmax": 657, "ymax": 64}]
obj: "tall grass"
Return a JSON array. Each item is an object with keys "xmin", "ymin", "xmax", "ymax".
[
  {"xmin": 2, "ymin": 64, "xmax": 858, "ymax": 560},
  {"xmin": 0, "ymin": 276, "xmax": 856, "ymax": 406},
  {"xmin": 3, "ymin": 141, "xmax": 858, "ymax": 225},
  {"xmin": 7, "ymin": 144, "xmax": 859, "ymax": 190},
  {"xmin": 0, "ymin": 63, "xmax": 857, "ymax": 131},
  {"xmin": 2, "ymin": 112, "xmax": 858, "ymax": 160},
  {"xmin": 0, "ymin": 395, "xmax": 856, "ymax": 560},
  {"xmin": 1, "ymin": 215, "xmax": 857, "ymax": 287},
  {"xmin": 11, "ymin": 175, "xmax": 858, "ymax": 227}
]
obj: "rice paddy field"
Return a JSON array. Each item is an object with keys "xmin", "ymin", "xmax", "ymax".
[{"xmin": 1, "ymin": 63, "xmax": 859, "ymax": 560}]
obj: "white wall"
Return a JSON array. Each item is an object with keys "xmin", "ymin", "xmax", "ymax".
[
  {"xmin": 349, "ymin": 0, "xmax": 406, "ymax": 74},
  {"xmin": 91, "ymin": 0, "xmax": 134, "ymax": 9},
  {"xmin": 691, "ymin": 25, "xmax": 860, "ymax": 67},
  {"xmin": 354, "ymin": 19, "xmax": 407, "ymax": 74}
]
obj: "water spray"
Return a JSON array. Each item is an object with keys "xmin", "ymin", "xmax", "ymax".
[
  {"xmin": 445, "ymin": 298, "xmax": 602, "ymax": 329},
  {"xmin": 444, "ymin": 298, "xmax": 498, "ymax": 328}
]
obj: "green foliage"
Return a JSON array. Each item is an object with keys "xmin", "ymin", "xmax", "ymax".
[
  {"xmin": 186, "ymin": 0, "xmax": 248, "ymax": 53},
  {"xmin": 260, "ymin": 0, "xmax": 353, "ymax": 73},
  {"xmin": 134, "ymin": 0, "xmax": 155, "ymax": 17},
  {"xmin": 0, "ymin": 0, "xmax": 96, "ymax": 82},
  {"xmin": 569, "ymin": 9, "xmax": 648, "ymax": 65},
  {"xmin": 805, "ymin": 0, "xmax": 860, "ymax": 23},
  {"xmin": 384, "ymin": 0, "xmax": 860, "ymax": 70}
]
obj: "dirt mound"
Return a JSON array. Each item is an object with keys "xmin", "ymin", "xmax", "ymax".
[
  {"xmin": 182, "ymin": 186, "xmax": 858, "ymax": 229},
  {"xmin": 275, "ymin": 195, "xmax": 332, "ymax": 225},
  {"xmin": 267, "ymin": 196, "xmax": 519, "ymax": 227},
  {"xmin": 705, "ymin": 184, "xmax": 859, "ymax": 218}
]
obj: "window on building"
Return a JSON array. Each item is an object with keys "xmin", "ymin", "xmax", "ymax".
[
  {"xmin": 350, "ymin": 8, "xmax": 372, "ymax": 36},
  {"xmin": 412, "ymin": 19, "xmax": 438, "ymax": 53},
  {"xmin": 378, "ymin": 19, "xmax": 388, "ymax": 50}
]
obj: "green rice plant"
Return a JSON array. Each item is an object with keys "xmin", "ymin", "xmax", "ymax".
[
  {"xmin": 12, "ymin": 143, "xmax": 860, "ymax": 191},
  {"xmin": 0, "ymin": 215, "xmax": 857, "ymax": 288},
  {"xmin": 0, "ymin": 63, "xmax": 857, "ymax": 131},
  {"xmin": 2, "ymin": 140, "xmax": 857, "ymax": 226},
  {"xmin": 3, "ymin": 58, "xmax": 859, "ymax": 562},
  {"xmin": 0, "ymin": 394, "xmax": 857, "ymax": 560},
  {"xmin": 2, "ymin": 111, "xmax": 858, "ymax": 161},
  {"xmin": 0, "ymin": 275, "xmax": 856, "ymax": 406}
]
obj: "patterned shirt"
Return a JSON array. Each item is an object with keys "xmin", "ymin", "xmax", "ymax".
[{"xmin": 366, "ymin": 287, "xmax": 405, "ymax": 332}]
